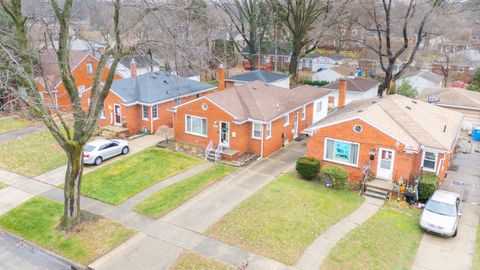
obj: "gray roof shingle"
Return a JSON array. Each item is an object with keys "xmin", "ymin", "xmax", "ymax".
[
  {"xmin": 111, "ymin": 71, "xmax": 215, "ymax": 104},
  {"xmin": 226, "ymin": 70, "xmax": 289, "ymax": 84}
]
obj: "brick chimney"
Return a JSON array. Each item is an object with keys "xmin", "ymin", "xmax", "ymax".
[
  {"xmin": 130, "ymin": 59, "xmax": 137, "ymax": 77},
  {"xmin": 338, "ymin": 78, "xmax": 347, "ymax": 109},
  {"xmin": 217, "ymin": 64, "xmax": 225, "ymax": 91}
]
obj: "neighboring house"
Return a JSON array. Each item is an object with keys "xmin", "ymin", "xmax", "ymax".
[
  {"xmin": 322, "ymin": 77, "xmax": 380, "ymax": 108},
  {"xmin": 432, "ymin": 49, "xmax": 480, "ymax": 84},
  {"xmin": 35, "ymin": 49, "xmax": 124, "ymax": 112},
  {"xmin": 80, "ymin": 70, "xmax": 216, "ymax": 135},
  {"xmin": 118, "ymin": 55, "xmax": 161, "ymax": 77},
  {"xmin": 225, "ymin": 69, "xmax": 291, "ymax": 89},
  {"xmin": 419, "ymin": 87, "xmax": 480, "ymax": 130},
  {"xmin": 304, "ymin": 94, "xmax": 464, "ymax": 185},
  {"xmin": 397, "ymin": 70, "xmax": 443, "ymax": 95},
  {"xmin": 312, "ymin": 65, "xmax": 358, "ymax": 82},
  {"xmin": 298, "ymin": 53, "xmax": 345, "ymax": 71},
  {"xmin": 171, "ymin": 81, "xmax": 331, "ymax": 159}
]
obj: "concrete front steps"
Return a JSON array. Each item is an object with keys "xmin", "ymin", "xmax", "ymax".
[{"xmin": 364, "ymin": 179, "xmax": 393, "ymax": 200}]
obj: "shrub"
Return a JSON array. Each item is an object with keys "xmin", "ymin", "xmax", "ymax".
[
  {"xmin": 296, "ymin": 157, "xmax": 320, "ymax": 180},
  {"xmin": 321, "ymin": 165, "xmax": 349, "ymax": 189},
  {"xmin": 418, "ymin": 174, "xmax": 439, "ymax": 201}
]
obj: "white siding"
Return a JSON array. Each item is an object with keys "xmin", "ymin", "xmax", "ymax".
[
  {"xmin": 312, "ymin": 69, "xmax": 344, "ymax": 82},
  {"xmin": 312, "ymin": 95, "xmax": 329, "ymax": 123},
  {"xmin": 328, "ymin": 87, "xmax": 378, "ymax": 107},
  {"xmin": 397, "ymin": 76, "xmax": 442, "ymax": 95}
]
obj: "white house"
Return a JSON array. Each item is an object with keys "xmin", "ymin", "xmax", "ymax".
[
  {"xmin": 322, "ymin": 77, "xmax": 380, "ymax": 107},
  {"xmin": 312, "ymin": 65, "xmax": 358, "ymax": 82},
  {"xmin": 226, "ymin": 69, "xmax": 291, "ymax": 89},
  {"xmin": 397, "ymin": 70, "xmax": 443, "ymax": 95},
  {"xmin": 299, "ymin": 54, "xmax": 345, "ymax": 72}
]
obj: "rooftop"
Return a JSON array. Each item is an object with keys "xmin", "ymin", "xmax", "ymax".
[
  {"xmin": 322, "ymin": 77, "xmax": 380, "ymax": 92},
  {"xmin": 306, "ymin": 94, "xmax": 464, "ymax": 151},
  {"xmin": 419, "ymin": 88, "xmax": 480, "ymax": 110},
  {"xmin": 226, "ymin": 70, "xmax": 290, "ymax": 84},
  {"xmin": 402, "ymin": 70, "xmax": 443, "ymax": 84}
]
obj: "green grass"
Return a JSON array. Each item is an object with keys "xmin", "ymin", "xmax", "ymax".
[
  {"xmin": 474, "ymin": 219, "xmax": 480, "ymax": 270},
  {"xmin": 172, "ymin": 252, "xmax": 233, "ymax": 270},
  {"xmin": 207, "ymin": 172, "xmax": 364, "ymax": 265},
  {"xmin": 0, "ymin": 130, "xmax": 66, "ymax": 177},
  {"xmin": 0, "ymin": 182, "xmax": 6, "ymax": 190},
  {"xmin": 0, "ymin": 117, "xmax": 31, "ymax": 134},
  {"xmin": 81, "ymin": 147, "xmax": 202, "ymax": 205},
  {"xmin": 321, "ymin": 206, "xmax": 422, "ymax": 270},
  {"xmin": 135, "ymin": 164, "xmax": 235, "ymax": 218},
  {"xmin": 0, "ymin": 197, "xmax": 134, "ymax": 265}
]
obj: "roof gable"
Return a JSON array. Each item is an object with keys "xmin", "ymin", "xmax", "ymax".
[{"xmin": 226, "ymin": 70, "xmax": 289, "ymax": 84}]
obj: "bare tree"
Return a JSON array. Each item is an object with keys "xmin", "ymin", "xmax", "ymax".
[
  {"xmin": 356, "ymin": 0, "xmax": 446, "ymax": 95},
  {"xmin": 217, "ymin": 0, "xmax": 271, "ymax": 69},
  {"xmin": 0, "ymin": 0, "xmax": 134, "ymax": 231}
]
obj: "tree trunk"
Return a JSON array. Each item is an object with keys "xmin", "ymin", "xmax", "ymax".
[
  {"xmin": 380, "ymin": 70, "xmax": 394, "ymax": 96},
  {"xmin": 61, "ymin": 142, "xmax": 84, "ymax": 232},
  {"xmin": 289, "ymin": 49, "xmax": 300, "ymax": 78}
]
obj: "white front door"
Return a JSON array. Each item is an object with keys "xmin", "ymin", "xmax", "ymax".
[
  {"xmin": 376, "ymin": 148, "xmax": 395, "ymax": 181},
  {"xmin": 113, "ymin": 104, "xmax": 121, "ymax": 125},
  {"xmin": 293, "ymin": 115, "xmax": 299, "ymax": 138},
  {"xmin": 219, "ymin": 121, "xmax": 230, "ymax": 147}
]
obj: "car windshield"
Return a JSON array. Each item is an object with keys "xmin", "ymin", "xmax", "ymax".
[
  {"xmin": 425, "ymin": 200, "xmax": 457, "ymax": 217},
  {"xmin": 84, "ymin": 145, "xmax": 96, "ymax": 152}
]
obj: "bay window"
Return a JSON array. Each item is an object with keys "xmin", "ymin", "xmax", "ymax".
[
  {"xmin": 324, "ymin": 138, "xmax": 359, "ymax": 166},
  {"xmin": 186, "ymin": 115, "xmax": 207, "ymax": 137},
  {"xmin": 422, "ymin": 150, "xmax": 438, "ymax": 172}
]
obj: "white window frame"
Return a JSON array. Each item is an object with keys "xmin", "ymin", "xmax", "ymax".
[
  {"xmin": 100, "ymin": 106, "xmax": 105, "ymax": 119},
  {"xmin": 266, "ymin": 122, "xmax": 272, "ymax": 139},
  {"xmin": 316, "ymin": 101, "xmax": 323, "ymax": 113},
  {"xmin": 301, "ymin": 106, "xmax": 306, "ymax": 120},
  {"xmin": 142, "ymin": 105, "xmax": 149, "ymax": 120},
  {"xmin": 185, "ymin": 114, "xmax": 207, "ymax": 137},
  {"xmin": 252, "ymin": 122, "xmax": 263, "ymax": 140},
  {"xmin": 152, "ymin": 104, "xmax": 158, "ymax": 119},
  {"xmin": 323, "ymin": 137, "xmax": 360, "ymax": 167},
  {"xmin": 422, "ymin": 150, "xmax": 438, "ymax": 172},
  {"xmin": 86, "ymin": 62, "xmax": 93, "ymax": 75},
  {"xmin": 284, "ymin": 114, "xmax": 290, "ymax": 126}
]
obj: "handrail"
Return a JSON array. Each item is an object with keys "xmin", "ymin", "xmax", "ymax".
[
  {"xmin": 214, "ymin": 144, "xmax": 223, "ymax": 162},
  {"xmin": 360, "ymin": 161, "xmax": 371, "ymax": 195},
  {"xmin": 204, "ymin": 140, "xmax": 213, "ymax": 160}
]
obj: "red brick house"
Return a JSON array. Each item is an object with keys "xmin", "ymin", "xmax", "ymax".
[
  {"xmin": 304, "ymin": 94, "xmax": 464, "ymax": 185},
  {"xmin": 172, "ymin": 81, "xmax": 331, "ymax": 159},
  {"xmin": 80, "ymin": 70, "xmax": 216, "ymax": 135},
  {"xmin": 35, "ymin": 49, "xmax": 124, "ymax": 111}
]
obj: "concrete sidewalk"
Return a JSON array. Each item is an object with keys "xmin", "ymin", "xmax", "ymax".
[
  {"xmin": 296, "ymin": 197, "xmax": 384, "ymax": 270},
  {"xmin": 0, "ymin": 123, "xmax": 44, "ymax": 143}
]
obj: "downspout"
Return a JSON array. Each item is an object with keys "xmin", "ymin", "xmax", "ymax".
[
  {"xmin": 150, "ymin": 105, "xmax": 153, "ymax": 134},
  {"xmin": 260, "ymin": 124, "xmax": 264, "ymax": 159}
]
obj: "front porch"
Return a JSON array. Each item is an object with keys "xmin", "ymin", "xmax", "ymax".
[
  {"xmin": 364, "ymin": 179, "xmax": 394, "ymax": 200},
  {"xmin": 100, "ymin": 125, "xmax": 129, "ymax": 138}
]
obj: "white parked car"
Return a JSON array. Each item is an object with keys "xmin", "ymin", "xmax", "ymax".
[
  {"xmin": 83, "ymin": 139, "xmax": 129, "ymax": 166},
  {"xmin": 419, "ymin": 190, "xmax": 462, "ymax": 237}
]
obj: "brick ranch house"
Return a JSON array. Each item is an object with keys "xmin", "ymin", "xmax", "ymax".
[
  {"xmin": 35, "ymin": 49, "xmax": 124, "ymax": 111},
  {"xmin": 171, "ymin": 81, "xmax": 331, "ymax": 159},
  {"xmin": 80, "ymin": 70, "xmax": 216, "ymax": 135},
  {"xmin": 304, "ymin": 94, "xmax": 464, "ymax": 185}
]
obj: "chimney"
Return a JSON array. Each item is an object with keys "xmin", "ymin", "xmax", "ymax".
[
  {"xmin": 130, "ymin": 59, "xmax": 137, "ymax": 77},
  {"xmin": 217, "ymin": 64, "xmax": 226, "ymax": 91},
  {"xmin": 338, "ymin": 78, "xmax": 347, "ymax": 109}
]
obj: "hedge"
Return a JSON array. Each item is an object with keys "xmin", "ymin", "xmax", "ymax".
[
  {"xmin": 296, "ymin": 157, "xmax": 320, "ymax": 180},
  {"xmin": 418, "ymin": 174, "xmax": 439, "ymax": 201},
  {"xmin": 321, "ymin": 165, "xmax": 349, "ymax": 189}
]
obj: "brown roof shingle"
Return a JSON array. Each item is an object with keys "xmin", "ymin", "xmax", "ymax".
[{"xmin": 322, "ymin": 77, "xmax": 380, "ymax": 92}]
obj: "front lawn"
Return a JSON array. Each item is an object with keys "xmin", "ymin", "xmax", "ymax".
[
  {"xmin": 81, "ymin": 147, "xmax": 202, "ymax": 205},
  {"xmin": 321, "ymin": 206, "xmax": 422, "ymax": 270},
  {"xmin": 171, "ymin": 252, "xmax": 233, "ymax": 270},
  {"xmin": 135, "ymin": 164, "xmax": 235, "ymax": 218},
  {"xmin": 0, "ymin": 197, "xmax": 134, "ymax": 265},
  {"xmin": 207, "ymin": 172, "xmax": 364, "ymax": 265},
  {"xmin": 0, "ymin": 130, "xmax": 66, "ymax": 177},
  {"xmin": 0, "ymin": 117, "xmax": 31, "ymax": 134}
]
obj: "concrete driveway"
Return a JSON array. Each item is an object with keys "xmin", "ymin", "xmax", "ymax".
[{"xmin": 413, "ymin": 151, "xmax": 480, "ymax": 270}]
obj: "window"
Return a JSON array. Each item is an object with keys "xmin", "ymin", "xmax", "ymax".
[
  {"xmin": 186, "ymin": 115, "xmax": 207, "ymax": 137},
  {"xmin": 195, "ymin": 93, "xmax": 201, "ymax": 98},
  {"xmin": 152, "ymin": 105, "xmax": 158, "ymax": 119},
  {"xmin": 100, "ymin": 106, "xmax": 105, "ymax": 119},
  {"xmin": 252, "ymin": 122, "xmax": 262, "ymax": 139},
  {"xmin": 324, "ymin": 138, "xmax": 359, "ymax": 166},
  {"xmin": 458, "ymin": 66, "xmax": 464, "ymax": 73},
  {"xmin": 316, "ymin": 101, "xmax": 323, "ymax": 113},
  {"xmin": 266, "ymin": 122, "xmax": 272, "ymax": 139},
  {"xmin": 422, "ymin": 151, "xmax": 437, "ymax": 172},
  {"xmin": 86, "ymin": 62, "xmax": 93, "ymax": 75},
  {"xmin": 87, "ymin": 98, "xmax": 91, "ymax": 107},
  {"xmin": 142, "ymin": 105, "xmax": 149, "ymax": 120},
  {"xmin": 175, "ymin": 98, "xmax": 181, "ymax": 105},
  {"xmin": 284, "ymin": 114, "xmax": 290, "ymax": 126},
  {"xmin": 301, "ymin": 106, "xmax": 306, "ymax": 120}
]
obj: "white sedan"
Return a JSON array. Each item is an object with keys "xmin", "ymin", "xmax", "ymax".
[
  {"xmin": 83, "ymin": 139, "xmax": 129, "ymax": 166},
  {"xmin": 420, "ymin": 190, "xmax": 462, "ymax": 237}
]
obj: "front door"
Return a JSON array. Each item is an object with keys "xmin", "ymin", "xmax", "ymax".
[
  {"xmin": 114, "ymin": 104, "xmax": 121, "ymax": 125},
  {"xmin": 219, "ymin": 122, "xmax": 230, "ymax": 147},
  {"xmin": 376, "ymin": 148, "xmax": 395, "ymax": 181},
  {"xmin": 293, "ymin": 115, "xmax": 299, "ymax": 138}
]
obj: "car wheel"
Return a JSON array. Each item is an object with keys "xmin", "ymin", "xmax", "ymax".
[
  {"xmin": 122, "ymin": 146, "xmax": 129, "ymax": 155},
  {"xmin": 94, "ymin": 157, "xmax": 102, "ymax": 166},
  {"xmin": 453, "ymin": 229, "xmax": 458, "ymax": 237}
]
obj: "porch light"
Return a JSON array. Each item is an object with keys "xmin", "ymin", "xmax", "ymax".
[{"xmin": 369, "ymin": 147, "xmax": 377, "ymax": 161}]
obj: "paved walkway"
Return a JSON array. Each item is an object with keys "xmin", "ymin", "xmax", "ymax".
[
  {"xmin": 90, "ymin": 141, "xmax": 306, "ymax": 270},
  {"xmin": 296, "ymin": 197, "xmax": 384, "ymax": 270},
  {"xmin": 413, "ymin": 151, "xmax": 480, "ymax": 270},
  {"xmin": 0, "ymin": 123, "xmax": 44, "ymax": 143}
]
